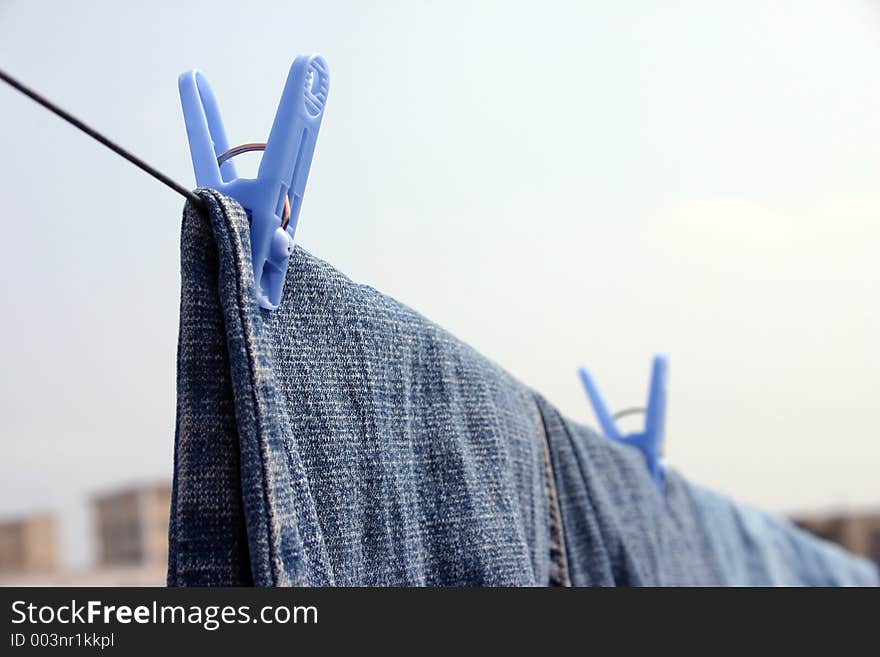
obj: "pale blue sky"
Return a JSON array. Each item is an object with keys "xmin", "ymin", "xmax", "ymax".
[{"xmin": 1, "ymin": 1, "xmax": 878, "ymax": 566}]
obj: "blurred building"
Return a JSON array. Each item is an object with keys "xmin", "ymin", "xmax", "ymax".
[
  {"xmin": 0, "ymin": 481, "xmax": 172, "ymax": 586},
  {"xmin": 93, "ymin": 481, "xmax": 171, "ymax": 568},
  {"xmin": 793, "ymin": 510, "xmax": 880, "ymax": 565},
  {"xmin": 0, "ymin": 513, "xmax": 58, "ymax": 574}
]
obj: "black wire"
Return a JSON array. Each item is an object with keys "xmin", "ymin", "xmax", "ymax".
[{"xmin": 0, "ymin": 67, "xmax": 205, "ymax": 211}]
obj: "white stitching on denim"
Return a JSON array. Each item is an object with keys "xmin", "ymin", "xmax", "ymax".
[{"xmin": 535, "ymin": 400, "xmax": 571, "ymax": 587}]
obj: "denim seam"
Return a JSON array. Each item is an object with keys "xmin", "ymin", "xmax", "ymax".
[
  {"xmin": 209, "ymin": 190, "xmax": 282, "ymax": 586},
  {"xmin": 222, "ymin": 191, "xmax": 332, "ymax": 585},
  {"xmin": 534, "ymin": 400, "xmax": 571, "ymax": 587},
  {"xmin": 541, "ymin": 399, "xmax": 618, "ymax": 585}
]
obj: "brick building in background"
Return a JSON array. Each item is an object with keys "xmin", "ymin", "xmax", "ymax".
[
  {"xmin": 93, "ymin": 481, "xmax": 171, "ymax": 570},
  {"xmin": 0, "ymin": 514, "xmax": 58, "ymax": 574},
  {"xmin": 92, "ymin": 482, "xmax": 171, "ymax": 568},
  {"xmin": 793, "ymin": 511, "xmax": 880, "ymax": 565},
  {"xmin": 0, "ymin": 481, "xmax": 171, "ymax": 586}
]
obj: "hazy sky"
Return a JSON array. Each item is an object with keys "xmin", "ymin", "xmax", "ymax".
[{"xmin": 1, "ymin": 1, "xmax": 878, "ymax": 566}]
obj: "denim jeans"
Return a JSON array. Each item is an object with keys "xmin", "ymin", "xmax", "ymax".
[
  {"xmin": 168, "ymin": 190, "xmax": 877, "ymax": 587},
  {"xmin": 684, "ymin": 484, "xmax": 878, "ymax": 586}
]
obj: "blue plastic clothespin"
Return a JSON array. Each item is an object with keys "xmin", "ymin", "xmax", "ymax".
[
  {"xmin": 578, "ymin": 354, "xmax": 669, "ymax": 495},
  {"xmin": 178, "ymin": 55, "xmax": 329, "ymax": 310}
]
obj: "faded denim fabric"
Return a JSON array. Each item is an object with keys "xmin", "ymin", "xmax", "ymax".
[
  {"xmin": 169, "ymin": 190, "xmax": 877, "ymax": 587},
  {"xmin": 536, "ymin": 398, "xmax": 877, "ymax": 586},
  {"xmin": 536, "ymin": 398, "xmax": 721, "ymax": 586},
  {"xmin": 169, "ymin": 190, "xmax": 558, "ymax": 586},
  {"xmin": 684, "ymin": 484, "xmax": 878, "ymax": 586}
]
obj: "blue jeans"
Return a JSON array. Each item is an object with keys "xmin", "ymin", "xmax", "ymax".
[{"xmin": 168, "ymin": 190, "xmax": 877, "ymax": 587}]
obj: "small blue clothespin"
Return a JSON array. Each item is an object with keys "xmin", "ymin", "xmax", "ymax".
[
  {"xmin": 579, "ymin": 354, "xmax": 668, "ymax": 495},
  {"xmin": 178, "ymin": 55, "xmax": 329, "ymax": 310}
]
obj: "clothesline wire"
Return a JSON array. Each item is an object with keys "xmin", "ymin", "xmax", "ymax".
[{"xmin": 0, "ymin": 67, "xmax": 205, "ymax": 211}]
